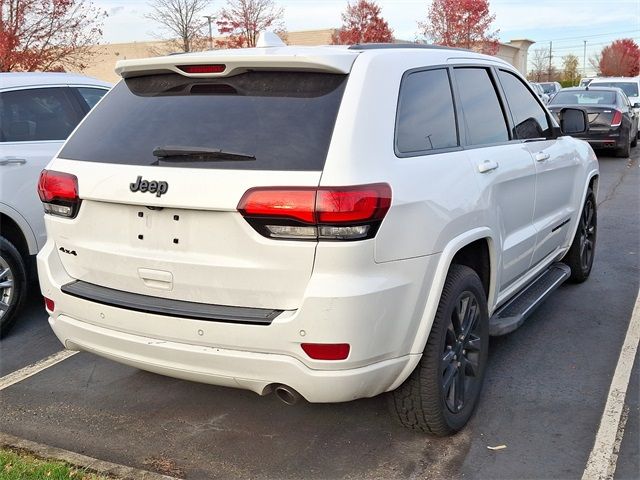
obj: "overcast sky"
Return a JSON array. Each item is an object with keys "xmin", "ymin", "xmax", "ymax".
[{"xmin": 98, "ymin": 0, "xmax": 639, "ymax": 75}]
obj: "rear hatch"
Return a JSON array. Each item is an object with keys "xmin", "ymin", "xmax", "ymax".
[{"xmin": 47, "ymin": 67, "xmax": 350, "ymax": 311}]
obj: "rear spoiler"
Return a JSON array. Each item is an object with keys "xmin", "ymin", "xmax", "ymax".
[{"xmin": 115, "ymin": 49, "xmax": 359, "ymax": 79}]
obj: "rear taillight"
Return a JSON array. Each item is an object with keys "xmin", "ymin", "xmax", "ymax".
[
  {"xmin": 237, "ymin": 183, "xmax": 391, "ymax": 241},
  {"xmin": 37, "ymin": 170, "xmax": 80, "ymax": 218},
  {"xmin": 611, "ymin": 110, "xmax": 623, "ymax": 127}
]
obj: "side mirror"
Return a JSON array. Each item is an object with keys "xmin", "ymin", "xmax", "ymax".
[
  {"xmin": 633, "ymin": 102, "xmax": 640, "ymax": 109},
  {"xmin": 559, "ymin": 107, "xmax": 588, "ymax": 135}
]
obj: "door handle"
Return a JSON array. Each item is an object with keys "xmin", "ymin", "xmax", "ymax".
[
  {"xmin": 478, "ymin": 159, "xmax": 499, "ymax": 173},
  {"xmin": 0, "ymin": 157, "xmax": 27, "ymax": 166},
  {"xmin": 534, "ymin": 152, "xmax": 550, "ymax": 162}
]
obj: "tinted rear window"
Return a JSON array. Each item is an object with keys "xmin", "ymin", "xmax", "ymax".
[
  {"xmin": 59, "ymin": 72, "xmax": 348, "ymax": 170},
  {"xmin": 551, "ymin": 90, "xmax": 617, "ymax": 105}
]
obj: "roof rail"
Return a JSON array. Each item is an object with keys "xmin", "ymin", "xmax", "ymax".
[{"xmin": 348, "ymin": 43, "xmax": 470, "ymax": 52}]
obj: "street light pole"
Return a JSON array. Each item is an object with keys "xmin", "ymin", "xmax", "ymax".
[
  {"xmin": 583, "ymin": 40, "xmax": 587, "ymax": 79},
  {"xmin": 204, "ymin": 15, "xmax": 214, "ymax": 50}
]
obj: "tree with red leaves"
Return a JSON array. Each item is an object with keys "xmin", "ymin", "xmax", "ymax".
[
  {"xmin": 0, "ymin": 0, "xmax": 106, "ymax": 71},
  {"xmin": 419, "ymin": 0, "xmax": 499, "ymax": 55},
  {"xmin": 215, "ymin": 0, "xmax": 285, "ymax": 49},
  {"xmin": 332, "ymin": 0, "xmax": 393, "ymax": 45},
  {"xmin": 598, "ymin": 39, "xmax": 640, "ymax": 77}
]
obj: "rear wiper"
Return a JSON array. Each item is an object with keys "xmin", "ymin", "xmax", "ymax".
[{"xmin": 152, "ymin": 145, "xmax": 256, "ymax": 162}]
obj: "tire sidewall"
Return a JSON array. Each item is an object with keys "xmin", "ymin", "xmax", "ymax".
[
  {"xmin": 426, "ymin": 266, "xmax": 489, "ymax": 432},
  {"xmin": 0, "ymin": 237, "xmax": 27, "ymax": 336}
]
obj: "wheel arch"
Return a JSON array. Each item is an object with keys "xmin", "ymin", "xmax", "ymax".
[
  {"xmin": 387, "ymin": 228, "xmax": 498, "ymax": 391},
  {"xmin": 0, "ymin": 206, "xmax": 37, "ymax": 259}
]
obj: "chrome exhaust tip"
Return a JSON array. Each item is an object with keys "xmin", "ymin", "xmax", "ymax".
[{"xmin": 273, "ymin": 385, "xmax": 302, "ymax": 405}]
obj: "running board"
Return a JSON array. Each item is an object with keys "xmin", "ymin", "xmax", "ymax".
[{"xmin": 489, "ymin": 263, "xmax": 571, "ymax": 336}]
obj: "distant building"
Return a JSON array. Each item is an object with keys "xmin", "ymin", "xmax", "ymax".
[{"xmin": 68, "ymin": 29, "xmax": 533, "ymax": 83}]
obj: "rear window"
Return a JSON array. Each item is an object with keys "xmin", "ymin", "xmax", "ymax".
[
  {"xmin": 551, "ymin": 90, "xmax": 617, "ymax": 105},
  {"xmin": 59, "ymin": 72, "xmax": 348, "ymax": 170},
  {"xmin": 589, "ymin": 82, "xmax": 638, "ymax": 98}
]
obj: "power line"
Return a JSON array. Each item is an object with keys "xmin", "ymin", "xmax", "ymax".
[{"xmin": 534, "ymin": 29, "xmax": 640, "ymax": 43}]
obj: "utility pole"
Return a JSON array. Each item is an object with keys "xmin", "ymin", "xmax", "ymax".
[
  {"xmin": 204, "ymin": 15, "xmax": 214, "ymax": 50},
  {"xmin": 548, "ymin": 41, "xmax": 553, "ymax": 81},
  {"xmin": 583, "ymin": 40, "xmax": 587, "ymax": 78}
]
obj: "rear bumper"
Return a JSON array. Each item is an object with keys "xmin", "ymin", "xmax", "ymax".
[
  {"xmin": 575, "ymin": 130, "xmax": 626, "ymax": 149},
  {"xmin": 49, "ymin": 314, "xmax": 414, "ymax": 402},
  {"xmin": 38, "ymin": 238, "xmax": 436, "ymax": 402}
]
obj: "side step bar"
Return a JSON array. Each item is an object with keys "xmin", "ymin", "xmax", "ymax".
[{"xmin": 489, "ymin": 262, "xmax": 571, "ymax": 336}]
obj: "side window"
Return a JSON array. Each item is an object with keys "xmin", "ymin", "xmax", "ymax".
[
  {"xmin": 498, "ymin": 70, "xmax": 551, "ymax": 140},
  {"xmin": 77, "ymin": 87, "xmax": 108, "ymax": 109},
  {"xmin": 0, "ymin": 87, "xmax": 80, "ymax": 142},
  {"xmin": 396, "ymin": 68, "xmax": 458, "ymax": 154},
  {"xmin": 453, "ymin": 68, "xmax": 509, "ymax": 146}
]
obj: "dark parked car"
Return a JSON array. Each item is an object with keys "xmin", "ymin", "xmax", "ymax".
[{"xmin": 548, "ymin": 87, "xmax": 639, "ymax": 157}]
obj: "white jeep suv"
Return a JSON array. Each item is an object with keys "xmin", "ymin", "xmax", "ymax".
[
  {"xmin": 37, "ymin": 40, "xmax": 599, "ymax": 435},
  {"xmin": 0, "ymin": 73, "xmax": 109, "ymax": 336}
]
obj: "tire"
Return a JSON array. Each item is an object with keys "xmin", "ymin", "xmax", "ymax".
[
  {"xmin": 0, "ymin": 236, "xmax": 27, "ymax": 338},
  {"xmin": 562, "ymin": 189, "xmax": 597, "ymax": 283},
  {"xmin": 388, "ymin": 264, "xmax": 489, "ymax": 436},
  {"xmin": 615, "ymin": 130, "xmax": 631, "ymax": 157}
]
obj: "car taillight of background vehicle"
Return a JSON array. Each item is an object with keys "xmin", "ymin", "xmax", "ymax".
[
  {"xmin": 237, "ymin": 183, "xmax": 392, "ymax": 241},
  {"xmin": 611, "ymin": 110, "xmax": 623, "ymax": 127},
  {"xmin": 37, "ymin": 170, "xmax": 80, "ymax": 218}
]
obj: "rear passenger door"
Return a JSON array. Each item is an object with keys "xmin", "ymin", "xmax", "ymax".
[
  {"xmin": 0, "ymin": 86, "xmax": 85, "ymax": 250},
  {"xmin": 452, "ymin": 67, "xmax": 537, "ymax": 293},
  {"xmin": 495, "ymin": 69, "xmax": 580, "ymax": 267}
]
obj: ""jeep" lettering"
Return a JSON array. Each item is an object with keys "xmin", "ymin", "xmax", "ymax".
[{"xmin": 130, "ymin": 176, "xmax": 169, "ymax": 197}]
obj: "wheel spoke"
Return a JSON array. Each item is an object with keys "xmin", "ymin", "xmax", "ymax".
[
  {"xmin": 465, "ymin": 334, "xmax": 481, "ymax": 352},
  {"xmin": 454, "ymin": 364, "xmax": 466, "ymax": 410},
  {"xmin": 462, "ymin": 301, "xmax": 478, "ymax": 340},
  {"xmin": 0, "ymin": 280, "xmax": 12, "ymax": 288},
  {"xmin": 0, "ymin": 301, "xmax": 8, "ymax": 311},
  {"xmin": 452, "ymin": 297, "xmax": 467, "ymax": 335},
  {"xmin": 0, "ymin": 267, "xmax": 9, "ymax": 280},
  {"xmin": 442, "ymin": 348, "xmax": 455, "ymax": 366},
  {"xmin": 464, "ymin": 356, "xmax": 479, "ymax": 377},
  {"xmin": 442, "ymin": 363, "xmax": 457, "ymax": 393}
]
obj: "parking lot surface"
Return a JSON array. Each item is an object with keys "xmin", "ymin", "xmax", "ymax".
[{"xmin": 1, "ymin": 149, "xmax": 638, "ymax": 479}]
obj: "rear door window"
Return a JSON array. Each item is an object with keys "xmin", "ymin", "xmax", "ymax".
[
  {"xmin": 395, "ymin": 68, "xmax": 458, "ymax": 154},
  {"xmin": 497, "ymin": 70, "xmax": 551, "ymax": 140},
  {"xmin": 0, "ymin": 87, "xmax": 81, "ymax": 142},
  {"xmin": 59, "ymin": 72, "xmax": 348, "ymax": 171},
  {"xmin": 453, "ymin": 68, "xmax": 509, "ymax": 146}
]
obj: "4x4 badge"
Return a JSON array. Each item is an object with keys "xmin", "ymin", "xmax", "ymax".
[{"xmin": 130, "ymin": 176, "xmax": 169, "ymax": 197}]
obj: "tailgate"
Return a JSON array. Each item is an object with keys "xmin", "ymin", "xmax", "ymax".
[{"xmin": 45, "ymin": 70, "xmax": 348, "ymax": 310}]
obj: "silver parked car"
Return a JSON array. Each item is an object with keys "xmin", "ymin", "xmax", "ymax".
[{"xmin": 0, "ymin": 72, "xmax": 110, "ymax": 336}]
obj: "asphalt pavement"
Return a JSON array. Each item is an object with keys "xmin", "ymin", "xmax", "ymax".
[{"xmin": 0, "ymin": 148, "xmax": 638, "ymax": 480}]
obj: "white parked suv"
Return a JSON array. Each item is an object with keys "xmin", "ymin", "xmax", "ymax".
[
  {"xmin": 37, "ymin": 38, "xmax": 599, "ymax": 435},
  {"xmin": 0, "ymin": 73, "xmax": 109, "ymax": 336}
]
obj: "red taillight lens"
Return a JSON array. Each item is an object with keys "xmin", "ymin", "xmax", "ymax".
[
  {"xmin": 177, "ymin": 64, "xmax": 226, "ymax": 74},
  {"xmin": 301, "ymin": 343, "xmax": 350, "ymax": 360},
  {"xmin": 238, "ymin": 188, "xmax": 316, "ymax": 223},
  {"xmin": 611, "ymin": 110, "xmax": 623, "ymax": 127},
  {"xmin": 44, "ymin": 297, "xmax": 55, "ymax": 312},
  {"xmin": 37, "ymin": 170, "xmax": 80, "ymax": 218},
  {"xmin": 237, "ymin": 184, "xmax": 392, "ymax": 241}
]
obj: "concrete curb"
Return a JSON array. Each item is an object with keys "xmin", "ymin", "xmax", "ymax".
[{"xmin": 0, "ymin": 432, "xmax": 181, "ymax": 480}]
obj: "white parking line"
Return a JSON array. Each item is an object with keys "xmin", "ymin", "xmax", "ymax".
[
  {"xmin": 582, "ymin": 289, "xmax": 640, "ymax": 480},
  {"xmin": 0, "ymin": 350, "xmax": 78, "ymax": 391}
]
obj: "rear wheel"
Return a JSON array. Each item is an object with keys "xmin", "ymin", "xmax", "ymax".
[
  {"xmin": 388, "ymin": 264, "xmax": 489, "ymax": 436},
  {"xmin": 616, "ymin": 129, "xmax": 631, "ymax": 157},
  {"xmin": 563, "ymin": 189, "xmax": 597, "ymax": 283},
  {"xmin": 0, "ymin": 236, "xmax": 27, "ymax": 337}
]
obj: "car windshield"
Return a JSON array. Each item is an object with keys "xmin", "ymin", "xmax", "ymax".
[
  {"xmin": 589, "ymin": 82, "xmax": 638, "ymax": 98},
  {"xmin": 539, "ymin": 83, "xmax": 556, "ymax": 94},
  {"xmin": 550, "ymin": 90, "xmax": 616, "ymax": 105}
]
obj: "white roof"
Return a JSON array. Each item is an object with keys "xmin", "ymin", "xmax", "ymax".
[{"xmin": 0, "ymin": 72, "xmax": 111, "ymax": 90}]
